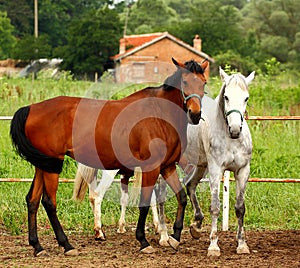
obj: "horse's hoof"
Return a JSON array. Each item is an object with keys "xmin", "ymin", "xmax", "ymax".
[
  {"xmin": 190, "ymin": 224, "xmax": 201, "ymax": 239},
  {"xmin": 117, "ymin": 227, "xmax": 126, "ymax": 234},
  {"xmin": 140, "ymin": 246, "xmax": 156, "ymax": 254},
  {"xmin": 95, "ymin": 231, "xmax": 106, "ymax": 241},
  {"xmin": 168, "ymin": 236, "xmax": 180, "ymax": 250},
  {"xmin": 207, "ymin": 247, "xmax": 221, "ymax": 257},
  {"xmin": 64, "ymin": 248, "xmax": 79, "ymax": 256},
  {"xmin": 95, "ymin": 236, "xmax": 106, "ymax": 241},
  {"xmin": 35, "ymin": 249, "xmax": 49, "ymax": 257},
  {"xmin": 237, "ymin": 244, "xmax": 250, "ymax": 254},
  {"xmin": 159, "ymin": 239, "xmax": 170, "ymax": 247}
]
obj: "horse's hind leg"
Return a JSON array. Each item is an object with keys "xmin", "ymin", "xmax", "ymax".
[
  {"xmin": 186, "ymin": 167, "xmax": 206, "ymax": 239},
  {"xmin": 234, "ymin": 167, "xmax": 250, "ymax": 254},
  {"xmin": 90, "ymin": 169, "xmax": 116, "ymax": 240},
  {"xmin": 150, "ymin": 191, "xmax": 159, "ymax": 233},
  {"xmin": 26, "ymin": 168, "xmax": 46, "ymax": 256},
  {"xmin": 117, "ymin": 174, "xmax": 129, "ymax": 234},
  {"xmin": 41, "ymin": 171, "xmax": 78, "ymax": 256},
  {"xmin": 154, "ymin": 176, "xmax": 169, "ymax": 247}
]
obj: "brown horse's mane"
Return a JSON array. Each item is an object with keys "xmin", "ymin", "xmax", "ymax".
[{"xmin": 163, "ymin": 60, "xmax": 204, "ymax": 91}]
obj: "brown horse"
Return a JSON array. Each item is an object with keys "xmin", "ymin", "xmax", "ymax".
[{"xmin": 10, "ymin": 58, "xmax": 208, "ymax": 256}]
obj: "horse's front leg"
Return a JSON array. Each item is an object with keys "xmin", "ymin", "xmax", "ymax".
[
  {"xmin": 161, "ymin": 165, "xmax": 187, "ymax": 251},
  {"xmin": 207, "ymin": 170, "xmax": 222, "ymax": 257},
  {"xmin": 234, "ymin": 166, "xmax": 250, "ymax": 254},
  {"xmin": 42, "ymin": 171, "xmax": 78, "ymax": 256},
  {"xmin": 136, "ymin": 169, "xmax": 159, "ymax": 253}
]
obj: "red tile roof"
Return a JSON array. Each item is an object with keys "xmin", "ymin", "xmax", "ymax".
[
  {"xmin": 112, "ymin": 32, "xmax": 214, "ymax": 62},
  {"xmin": 123, "ymin": 32, "xmax": 164, "ymax": 49}
]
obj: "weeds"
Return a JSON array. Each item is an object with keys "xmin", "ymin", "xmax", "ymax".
[{"xmin": 0, "ymin": 73, "xmax": 299, "ymax": 234}]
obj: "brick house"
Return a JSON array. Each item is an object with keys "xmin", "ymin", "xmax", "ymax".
[{"xmin": 112, "ymin": 32, "xmax": 214, "ymax": 83}]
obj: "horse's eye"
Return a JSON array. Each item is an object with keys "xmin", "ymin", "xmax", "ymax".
[
  {"xmin": 224, "ymin": 95, "xmax": 229, "ymax": 101},
  {"xmin": 182, "ymin": 80, "xmax": 188, "ymax": 86},
  {"xmin": 245, "ymin": 97, "xmax": 249, "ymax": 102}
]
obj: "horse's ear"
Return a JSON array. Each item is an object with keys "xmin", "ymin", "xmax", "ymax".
[
  {"xmin": 245, "ymin": 71, "xmax": 255, "ymax": 85},
  {"xmin": 172, "ymin": 57, "xmax": 185, "ymax": 68},
  {"xmin": 201, "ymin": 59, "xmax": 209, "ymax": 71},
  {"xmin": 219, "ymin": 67, "xmax": 229, "ymax": 82}
]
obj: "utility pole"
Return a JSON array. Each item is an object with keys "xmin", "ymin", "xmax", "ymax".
[
  {"xmin": 123, "ymin": 1, "xmax": 132, "ymax": 37},
  {"xmin": 34, "ymin": 0, "xmax": 38, "ymax": 38}
]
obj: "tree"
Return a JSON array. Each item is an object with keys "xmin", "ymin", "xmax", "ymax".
[
  {"xmin": 38, "ymin": 0, "xmax": 114, "ymax": 48},
  {"xmin": 125, "ymin": 0, "xmax": 178, "ymax": 34},
  {"xmin": 168, "ymin": 0, "xmax": 244, "ymax": 56},
  {"xmin": 242, "ymin": 0, "xmax": 300, "ymax": 64},
  {"xmin": 12, "ymin": 34, "xmax": 52, "ymax": 61},
  {"xmin": 0, "ymin": 0, "xmax": 32, "ymax": 37},
  {"xmin": 56, "ymin": 7, "xmax": 122, "ymax": 79},
  {"xmin": 0, "ymin": 11, "xmax": 16, "ymax": 59}
]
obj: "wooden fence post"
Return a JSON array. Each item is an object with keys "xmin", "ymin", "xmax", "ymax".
[{"xmin": 222, "ymin": 170, "xmax": 230, "ymax": 231}]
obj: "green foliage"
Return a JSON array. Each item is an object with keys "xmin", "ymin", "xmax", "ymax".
[
  {"xmin": 125, "ymin": 0, "xmax": 178, "ymax": 34},
  {"xmin": 242, "ymin": 0, "xmax": 300, "ymax": 65},
  {"xmin": 56, "ymin": 7, "xmax": 122, "ymax": 79},
  {"xmin": 0, "ymin": 11, "xmax": 16, "ymax": 59},
  {"xmin": 0, "ymin": 0, "xmax": 33, "ymax": 37},
  {"xmin": 263, "ymin": 57, "xmax": 281, "ymax": 76},
  {"xmin": 214, "ymin": 50, "xmax": 256, "ymax": 75},
  {"xmin": 170, "ymin": 0, "xmax": 244, "ymax": 56},
  {"xmin": 12, "ymin": 34, "xmax": 52, "ymax": 61},
  {"xmin": 1, "ymin": 0, "xmax": 300, "ymax": 76}
]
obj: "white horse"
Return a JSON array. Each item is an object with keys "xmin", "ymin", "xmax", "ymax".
[
  {"xmin": 157, "ymin": 67, "xmax": 255, "ymax": 256},
  {"xmin": 72, "ymin": 164, "xmax": 162, "ymax": 241}
]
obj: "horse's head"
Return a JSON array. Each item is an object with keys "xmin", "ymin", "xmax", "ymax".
[
  {"xmin": 171, "ymin": 58, "xmax": 208, "ymax": 125},
  {"xmin": 219, "ymin": 67, "xmax": 255, "ymax": 139}
]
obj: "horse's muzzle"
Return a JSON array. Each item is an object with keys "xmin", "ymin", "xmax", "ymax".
[
  {"xmin": 229, "ymin": 125, "xmax": 242, "ymax": 139},
  {"xmin": 188, "ymin": 110, "xmax": 201, "ymax": 125}
]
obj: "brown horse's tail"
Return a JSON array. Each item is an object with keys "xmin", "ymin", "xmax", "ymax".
[
  {"xmin": 10, "ymin": 106, "xmax": 64, "ymax": 174},
  {"xmin": 128, "ymin": 167, "xmax": 142, "ymax": 206},
  {"xmin": 72, "ymin": 163, "xmax": 96, "ymax": 201}
]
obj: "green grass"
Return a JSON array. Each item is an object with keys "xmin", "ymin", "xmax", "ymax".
[
  {"xmin": 0, "ymin": 73, "xmax": 299, "ymax": 235},
  {"xmin": 249, "ymin": 120, "xmax": 300, "ymax": 178}
]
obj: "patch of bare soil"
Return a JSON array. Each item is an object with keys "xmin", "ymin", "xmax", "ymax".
[{"xmin": 0, "ymin": 226, "xmax": 299, "ymax": 268}]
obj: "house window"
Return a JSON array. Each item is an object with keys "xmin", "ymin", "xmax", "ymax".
[{"xmin": 133, "ymin": 63, "xmax": 145, "ymax": 79}]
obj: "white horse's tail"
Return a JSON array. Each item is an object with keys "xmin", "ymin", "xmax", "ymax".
[
  {"xmin": 72, "ymin": 163, "xmax": 96, "ymax": 201},
  {"xmin": 128, "ymin": 167, "xmax": 142, "ymax": 206}
]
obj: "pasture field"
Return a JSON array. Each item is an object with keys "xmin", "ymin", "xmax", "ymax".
[{"xmin": 0, "ymin": 73, "xmax": 299, "ymax": 236}]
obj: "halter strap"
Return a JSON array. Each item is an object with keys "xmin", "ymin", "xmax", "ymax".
[
  {"xmin": 181, "ymin": 79, "xmax": 202, "ymax": 104},
  {"xmin": 225, "ymin": 109, "xmax": 244, "ymax": 122}
]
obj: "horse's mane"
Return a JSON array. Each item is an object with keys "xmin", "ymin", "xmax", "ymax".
[
  {"xmin": 163, "ymin": 60, "xmax": 204, "ymax": 91},
  {"xmin": 218, "ymin": 83, "xmax": 226, "ymax": 120}
]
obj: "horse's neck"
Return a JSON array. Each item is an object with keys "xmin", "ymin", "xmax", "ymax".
[
  {"xmin": 210, "ymin": 96, "xmax": 229, "ymax": 136},
  {"xmin": 134, "ymin": 86, "xmax": 183, "ymax": 107}
]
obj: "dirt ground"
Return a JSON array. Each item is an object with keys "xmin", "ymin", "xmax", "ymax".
[{"xmin": 0, "ymin": 225, "xmax": 299, "ymax": 268}]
